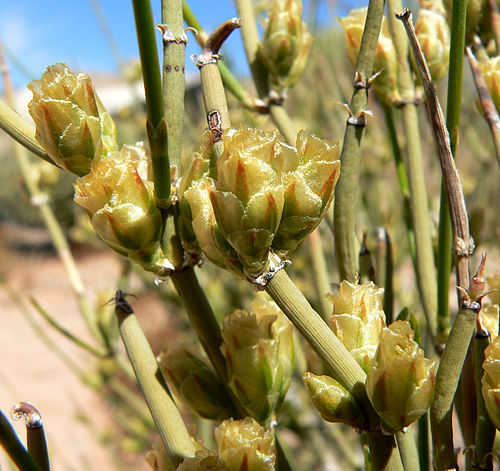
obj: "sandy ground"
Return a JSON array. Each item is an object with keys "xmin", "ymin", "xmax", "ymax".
[{"xmin": 0, "ymin": 223, "xmax": 175, "ymax": 470}]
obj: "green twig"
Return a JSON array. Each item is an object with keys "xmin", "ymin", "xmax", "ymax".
[
  {"xmin": 376, "ymin": 228, "xmax": 394, "ymax": 323},
  {"xmin": 11, "ymin": 403, "xmax": 50, "ymax": 471},
  {"xmin": 0, "ymin": 410, "xmax": 42, "ymax": 471},
  {"xmin": 437, "ymin": 0, "xmax": 468, "ymax": 344},
  {"xmin": 160, "ymin": 0, "xmax": 186, "ymax": 170},
  {"xmin": 417, "ymin": 414, "xmax": 430, "ymax": 471},
  {"xmin": 396, "ymin": 430, "xmax": 420, "ymax": 471},
  {"xmin": 0, "ymin": 100, "xmax": 54, "ymax": 167},
  {"xmin": 308, "ymin": 229, "xmax": 331, "ymax": 320},
  {"xmin": 333, "ymin": 0, "xmax": 385, "ymax": 282},
  {"xmin": 131, "ymin": 0, "xmax": 171, "ymax": 208},
  {"xmin": 266, "ymin": 269, "xmax": 404, "ymax": 471},
  {"xmin": 115, "ymin": 291, "xmax": 195, "ymax": 468}
]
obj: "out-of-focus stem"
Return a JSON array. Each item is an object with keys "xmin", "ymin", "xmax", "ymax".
[
  {"xmin": 160, "ymin": 0, "xmax": 185, "ymax": 169},
  {"xmin": 437, "ymin": 0, "xmax": 467, "ymax": 344},
  {"xmin": 387, "ymin": 0, "xmax": 437, "ymax": 337},
  {"xmin": 308, "ymin": 229, "xmax": 331, "ymax": 320},
  {"xmin": 334, "ymin": 0, "xmax": 385, "ymax": 282},
  {"xmin": 466, "ymin": 46, "xmax": 500, "ymax": 167},
  {"xmin": 115, "ymin": 293, "xmax": 195, "ymax": 468},
  {"xmin": 381, "ymin": 105, "xmax": 416, "ymax": 268},
  {"xmin": 417, "ymin": 414, "xmax": 430, "ymax": 471},
  {"xmin": 131, "ymin": 0, "xmax": 171, "ymax": 208},
  {"xmin": 376, "ymin": 228, "xmax": 394, "ymax": 323},
  {"xmin": 473, "ymin": 330, "xmax": 495, "ymax": 470},
  {"xmin": 0, "ymin": 410, "xmax": 42, "ymax": 471}
]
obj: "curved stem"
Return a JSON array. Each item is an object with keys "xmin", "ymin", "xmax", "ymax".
[{"xmin": 334, "ymin": 0, "xmax": 385, "ymax": 281}]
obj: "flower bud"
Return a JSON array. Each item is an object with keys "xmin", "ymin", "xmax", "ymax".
[
  {"xmin": 272, "ymin": 130, "xmax": 340, "ymax": 258},
  {"xmin": 478, "ymin": 57, "xmax": 500, "ymax": 114},
  {"xmin": 327, "ymin": 281, "xmax": 386, "ymax": 373},
  {"xmin": 303, "ymin": 372, "xmax": 368, "ymax": 429},
  {"xmin": 414, "ymin": 9, "xmax": 450, "ymax": 82},
  {"xmin": 158, "ymin": 344, "xmax": 232, "ymax": 421},
  {"xmin": 366, "ymin": 320, "xmax": 436, "ymax": 432},
  {"xmin": 338, "ymin": 8, "xmax": 400, "ymax": 104},
  {"xmin": 177, "ymin": 130, "xmax": 214, "ymax": 263},
  {"xmin": 260, "ymin": 0, "xmax": 313, "ymax": 91},
  {"xmin": 215, "ymin": 417, "xmax": 275, "ymax": 471},
  {"xmin": 74, "ymin": 144, "xmax": 170, "ymax": 275},
  {"xmin": 482, "ymin": 335, "xmax": 500, "ymax": 430},
  {"xmin": 28, "ymin": 63, "xmax": 118, "ymax": 176},
  {"xmin": 481, "ymin": 303, "xmax": 500, "ymax": 338},
  {"xmin": 175, "ymin": 449, "xmax": 227, "ymax": 471},
  {"xmin": 222, "ymin": 297, "xmax": 294, "ymax": 424}
]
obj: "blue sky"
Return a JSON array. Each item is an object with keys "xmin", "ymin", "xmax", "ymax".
[{"xmin": 1, "ymin": 0, "xmax": 346, "ymax": 90}]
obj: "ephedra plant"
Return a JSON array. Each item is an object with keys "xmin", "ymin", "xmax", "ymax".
[{"xmin": 0, "ymin": 0, "xmax": 499, "ymax": 470}]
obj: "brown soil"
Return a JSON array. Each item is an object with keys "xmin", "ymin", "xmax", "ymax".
[{"xmin": 0, "ymin": 223, "xmax": 176, "ymax": 470}]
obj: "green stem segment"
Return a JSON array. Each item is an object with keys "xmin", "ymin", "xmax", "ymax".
[
  {"xmin": 437, "ymin": 0, "xmax": 468, "ymax": 344},
  {"xmin": 160, "ymin": 0, "xmax": 186, "ymax": 169},
  {"xmin": 115, "ymin": 293, "xmax": 195, "ymax": 468},
  {"xmin": 430, "ymin": 301, "xmax": 479, "ymax": 471},
  {"xmin": 334, "ymin": 0, "xmax": 385, "ymax": 281},
  {"xmin": 132, "ymin": 0, "xmax": 171, "ymax": 208},
  {"xmin": 395, "ymin": 430, "xmax": 420, "ymax": 471},
  {"xmin": 266, "ymin": 269, "xmax": 404, "ymax": 471},
  {"xmin": 0, "ymin": 410, "xmax": 42, "ymax": 471}
]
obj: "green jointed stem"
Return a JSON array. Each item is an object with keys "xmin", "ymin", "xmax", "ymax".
[
  {"xmin": 308, "ymin": 229, "xmax": 331, "ymax": 320},
  {"xmin": 430, "ymin": 302, "xmax": 479, "ymax": 471},
  {"xmin": 0, "ymin": 410, "xmax": 42, "ymax": 471},
  {"xmin": 333, "ymin": 0, "xmax": 384, "ymax": 282},
  {"xmin": 0, "ymin": 100, "xmax": 54, "ymax": 166},
  {"xmin": 473, "ymin": 332, "xmax": 496, "ymax": 470},
  {"xmin": 161, "ymin": 0, "xmax": 185, "ymax": 169},
  {"xmin": 387, "ymin": 0, "xmax": 437, "ymax": 337},
  {"xmin": 132, "ymin": 0, "xmax": 171, "ymax": 208},
  {"xmin": 266, "ymin": 269, "xmax": 404, "ymax": 471},
  {"xmin": 437, "ymin": 0, "xmax": 467, "ymax": 344},
  {"xmin": 116, "ymin": 298, "xmax": 195, "ymax": 468}
]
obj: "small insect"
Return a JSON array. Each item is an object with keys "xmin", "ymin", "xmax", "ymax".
[
  {"xmin": 208, "ymin": 109, "xmax": 223, "ymax": 142},
  {"xmin": 104, "ymin": 290, "xmax": 137, "ymax": 313}
]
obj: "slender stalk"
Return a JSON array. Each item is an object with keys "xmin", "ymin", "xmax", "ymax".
[
  {"xmin": 11, "ymin": 403, "xmax": 50, "ymax": 471},
  {"xmin": 160, "ymin": 0, "xmax": 185, "ymax": 169},
  {"xmin": 396, "ymin": 430, "xmax": 420, "ymax": 471},
  {"xmin": 131, "ymin": 0, "xmax": 171, "ymax": 208},
  {"xmin": 466, "ymin": 46, "xmax": 500, "ymax": 167},
  {"xmin": 376, "ymin": 228, "xmax": 394, "ymax": 323},
  {"xmin": 0, "ymin": 410, "xmax": 42, "ymax": 471},
  {"xmin": 387, "ymin": 0, "xmax": 437, "ymax": 336},
  {"xmin": 430, "ymin": 302, "xmax": 479, "ymax": 471},
  {"xmin": 308, "ymin": 229, "xmax": 331, "ymax": 320},
  {"xmin": 381, "ymin": 105, "xmax": 416, "ymax": 268},
  {"xmin": 473, "ymin": 330, "xmax": 495, "ymax": 470},
  {"xmin": 417, "ymin": 414, "xmax": 430, "ymax": 471},
  {"xmin": 115, "ymin": 291, "xmax": 195, "ymax": 468},
  {"xmin": 266, "ymin": 269, "xmax": 404, "ymax": 471},
  {"xmin": 437, "ymin": 0, "xmax": 468, "ymax": 344},
  {"xmin": 29, "ymin": 298, "xmax": 105, "ymax": 358},
  {"xmin": 334, "ymin": 0, "xmax": 385, "ymax": 281},
  {"xmin": 0, "ymin": 100, "xmax": 54, "ymax": 166}
]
